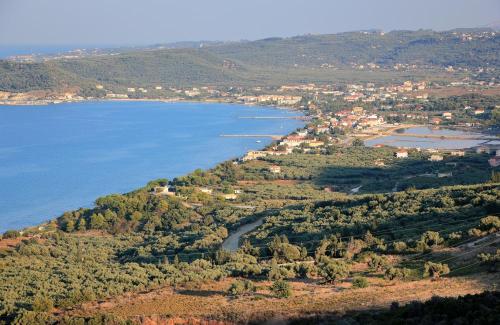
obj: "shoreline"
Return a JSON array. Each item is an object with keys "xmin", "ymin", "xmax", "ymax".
[
  {"xmin": 0, "ymin": 101, "xmax": 306, "ymax": 234},
  {"xmin": 0, "ymin": 97, "xmax": 300, "ymax": 111}
]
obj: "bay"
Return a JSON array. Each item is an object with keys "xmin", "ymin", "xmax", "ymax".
[{"xmin": 0, "ymin": 101, "xmax": 303, "ymax": 231}]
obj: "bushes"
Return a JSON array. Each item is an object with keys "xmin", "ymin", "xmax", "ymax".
[
  {"xmin": 424, "ymin": 262, "xmax": 450, "ymax": 279},
  {"xmin": 268, "ymin": 235, "xmax": 302, "ymax": 262},
  {"xmin": 31, "ymin": 295, "xmax": 53, "ymax": 312},
  {"xmin": 2, "ymin": 230, "xmax": 20, "ymax": 239},
  {"xmin": 249, "ymin": 184, "xmax": 499, "ymax": 261},
  {"xmin": 270, "ymin": 280, "xmax": 292, "ymax": 298},
  {"xmin": 319, "ymin": 259, "xmax": 351, "ymax": 283},
  {"xmin": 384, "ymin": 267, "xmax": 411, "ymax": 281},
  {"xmin": 478, "ymin": 249, "xmax": 499, "ymax": 272},
  {"xmin": 294, "ymin": 262, "xmax": 317, "ymax": 279},
  {"xmin": 392, "ymin": 241, "xmax": 407, "ymax": 253},
  {"xmin": 365, "ymin": 253, "xmax": 389, "ymax": 271},
  {"xmin": 227, "ymin": 280, "xmax": 256, "ymax": 296},
  {"xmin": 267, "ymin": 258, "xmax": 296, "ymax": 280},
  {"xmin": 352, "ymin": 277, "xmax": 369, "ymax": 288},
  {"xmin": 420, "ymin": 231, "xmax": 444, "ymax": 248}
]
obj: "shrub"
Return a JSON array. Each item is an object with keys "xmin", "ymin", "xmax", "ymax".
[
  {"xmin": 424, "ymin": 262, "xmax": 450, "ymax": 279},
  {"xmin": 447, "ymin": 232, "xmax": 462, "ymax": 241},
  {"xmin": 31, "ymin": 295, "xmax": 54, "ymax": 312},
  {"xmin": 227, "ymin": 280, "xmax": 256, "ymax": 296},
  {"xmin": 384, "ymin": 267, "xmax": 411, "ymax": 280},
  {"xmin": 367, "ymin": 254, "xmax": 389, "ymax": 271},
  {"xmin": 392, "ymin": 241, "xmax": 407, "ymax": 253},
  {"xmin": 294, "ymin": 262, "xmax": 316, "ymax": 279},
  {"xmin": 319, "ymin": 259, "xmax": 350, "ymax": 283},
  {"xmin": 3, "ymin": 230, "xmax": 20, "ymax": 239},
  {"xmin": 478, "ymin": 249, "xmax": 499, "ymax": 272},
  {"xmin": 352, "ymin": 276, "xmax": 369, "ymax": 288},
  {"xmin": 479, "ymin": 216, "xmax": 500, "ymax": 233},
  {"xmin": 420, "ymin": 231, "xmax": 444, "ymax": 247},
  {"xmin": 270, "ymin": 280, "xmax": 292, "ymax": 298}
]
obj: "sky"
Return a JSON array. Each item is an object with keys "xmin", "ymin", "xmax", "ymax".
[{"xmin": 0, "ymin": 0, "xmax": 499, "ymax": 46}]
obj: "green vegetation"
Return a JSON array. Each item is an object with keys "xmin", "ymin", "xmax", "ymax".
[
  {"xmin": 270, "ymin": 279, "xmax": 292, "ymax": 298},
  {"xmin": 1, "ymin": 134, "xmax": 497, "ymax": 322},
  {"xmin": 1, "ymin": 29, "xmax": 499, "ymax": 92},
  {"xmin": 245, "ymin": 184, "xmax": 499, "ymax": 251},
  {"xmin": 288, "ymin": 291, "xmax": 500, "ymax": 324},
  {"xmin": 227, "ymin": 279, "xmax": 256, "ymax": 296},
  {"xmin": 352, "ymin": 276, "xmax": 369, "ymax": 288},
  {"xmin": 0, "ymin": 83, "xmax": 498, "ymax": 324},
  {"xmin": 424, "ymin": 261, "xmax": 451, "ymax": 279}
]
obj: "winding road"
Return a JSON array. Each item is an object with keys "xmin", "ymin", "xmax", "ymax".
[{"xmin": 221, "ymin": 218, "xmax": 264, "ymax": 252}]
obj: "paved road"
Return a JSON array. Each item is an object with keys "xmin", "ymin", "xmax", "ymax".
[{"xmin": 221, "ymin": 218, "xmax": 264, "ymax": 252}]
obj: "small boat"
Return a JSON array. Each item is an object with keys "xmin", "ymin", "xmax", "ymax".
[{"xmin": 256, "ymin": 140, "xmax": 262, "ymax": 143}]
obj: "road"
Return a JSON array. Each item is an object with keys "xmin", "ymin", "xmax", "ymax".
[{"xmin": 221, "ymin": 218, "xmax": 264, "ymax": 252}]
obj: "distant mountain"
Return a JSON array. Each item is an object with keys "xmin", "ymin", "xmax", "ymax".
[
  {"xmin": 1, "ymin": 28, "xmax": 499, "ymax": 92},
  {"xmin": 485, "ymin": 21, "xmax": 500, "ymax": 31}
]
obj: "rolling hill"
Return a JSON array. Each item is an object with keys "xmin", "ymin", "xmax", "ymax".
[{"xmin": 0, "ymin": 28, "xmax": 499, "ymax": 92}]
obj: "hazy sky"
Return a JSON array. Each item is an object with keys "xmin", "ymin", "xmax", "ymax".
[{"xmin": 1, "ymin": 0, "xmax": 499, "ymax": 45}]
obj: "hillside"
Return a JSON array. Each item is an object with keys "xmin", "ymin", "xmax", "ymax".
[
  {"xmin": 0, "ymin": 28, "xmax": 499, "ymax": 92},
  {"xmin": 1, "ymin": 140, "xmax": 498, "ymax": 323}
]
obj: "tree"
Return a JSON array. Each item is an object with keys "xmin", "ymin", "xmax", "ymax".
[
  {"xmin": 76, "ymin": 217, "xmax": 87, "ymax": 231},
  {"xmin": 268, "ymin": 235, "xmax": 301, "ymax": 262},
  {"xmin": 227, "ymin": 280, "xmax": 256, "ymax": 296},
  {"xmin": 295, "ymin": 262, "xmax": 316, "ymax": 279},
  {"xmin": 89, "ymin": 213, "xmax": 106, "ymax": 230},
  {"xmin": 392, "ymin": 241, "xmax": 407, "ymax": 253},
  {"xmin": 367, "ymin": 254, "xmax": 388, "ymax": 271},
  {"xmin": 214, "ymin": 249, "xmax": 232, "ymax": 265},
  {"xmin": 240, "ymin": 239, "xmax": 260, "ymax": 256},
  {"xmin": 32, "ymin": 295, "xmax": 53, "ymax": 312},
  {"xmin": 352, "ymin": 276, "xmax": 369, "ymax": 288},
  {"xmin": 3, "ymin": 229, "xmax": 20, "ymax": 239},
  {"xmin": 352, "ymin": 138, "xmax": 365, "ymax": 147},
  {"xmin": 268, "ymin": 258, "xmax": 282, "ymax": 281},
  {"xmin": 384, "ymin": 267, "xmax": 411, "ymax": 280},
  {"xmin": 270, "ymin": 280, "xmax": 292, "ymax": 298},
  {"xmin": 319, "ymin": 260, "xmax": 351, "ymax": 283},
  {"xmin": 424, "ymin": 262, "xmax": 450, "ymax": 279},
  {"xmin": 420, "ymin": 231, "xmax": 444, "ymax": 247},
  {"xmin": 478, "ymin": 249, "xmax": 499, "ymax": 272},
  {"xmin": 479, "ymin": 216, "xmax": 500, "ymax": 233}
]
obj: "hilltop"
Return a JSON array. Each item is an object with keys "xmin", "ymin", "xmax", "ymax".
[{"xmin": 0, "ymin": 28, "xmax": 499, "ymax": 93}]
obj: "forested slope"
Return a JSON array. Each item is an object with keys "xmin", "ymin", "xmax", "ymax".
[{"xmin": 1, "ymin": 29, "xmax": 499, "ymax": 92}]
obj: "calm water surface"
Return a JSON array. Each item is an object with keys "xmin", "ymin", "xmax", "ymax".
[
  {"xmin": 0, "ymin": 101, "xmax": 303, "ymax": 231},
  {"xmin": 365, "ymin": 126, "xmax": 489, "ymax": 149}
]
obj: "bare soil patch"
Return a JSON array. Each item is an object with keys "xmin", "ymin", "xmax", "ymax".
[{"xmin": 64, "ymin": 273, "xmax": 498, "ymax": 323}]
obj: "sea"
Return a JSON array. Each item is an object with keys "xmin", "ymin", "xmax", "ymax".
[{"xmin": 0, "ymin": 101, "xmax": 303, "ymax": 232}]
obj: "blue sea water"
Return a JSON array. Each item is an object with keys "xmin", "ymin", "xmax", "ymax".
[
  {"xmin": 365, "ymin": 126, "xmax": 488, "ymax": 149},
  {"xmin": 0, "ymin": 101, "xmax": 303, "ymax": 232},
  {"xmin": 0, "ymin": 45, "xmax": 108, "ymax": 59}
]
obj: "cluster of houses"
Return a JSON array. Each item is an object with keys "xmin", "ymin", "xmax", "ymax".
[
  {"xmin": 336, "ymin": 81, "xmax": 429, "ymax": 104},
  {"xmin": 152, "ymin": 184, "xmax": 243, "ymax": 201},
  {"xmin": 393, "ymin": 145, "xmax": 500, "ymax": 168},
  {"xmin": 329, "ymin": 107, "xmax": 385, "ymax": 129},
  {"xmin": 306, "ymin": 106, "xmax": 386, "ymax": 133},
  {"xmin": 237, "ymin": 95, "xmax": 303, "ymax": 106}
]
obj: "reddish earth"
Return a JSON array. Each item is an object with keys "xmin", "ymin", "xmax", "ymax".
[{"xmin": 64, "ymin": 273, "xmax": 498, "ymax": 324}]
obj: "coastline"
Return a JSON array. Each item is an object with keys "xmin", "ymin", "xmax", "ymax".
[
  {"xmin": 0, "ymin": 96, "xmax": 299, "ymax": 111},
  {"xmin": 0, "ymin": 101, "xmax": 306, "ymax": 234}
]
